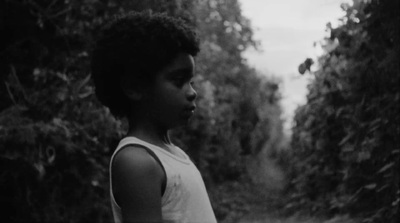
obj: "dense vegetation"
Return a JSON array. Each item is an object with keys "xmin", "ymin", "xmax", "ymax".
[
  {"xmin": 4, "ymin": 0, "xmax": 396, "ymax": 222},
  {"xmin": 0, "ymin": 0, "xmax": 283, "ymax": 222},
  {"xmin": 289, "ymin": 0, "xmax": 399, "ymax": 222}
]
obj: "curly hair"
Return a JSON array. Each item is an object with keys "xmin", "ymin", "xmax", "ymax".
[{"xmin": 91, "ymin": 11, "xmax": 200, "ymax": 118}]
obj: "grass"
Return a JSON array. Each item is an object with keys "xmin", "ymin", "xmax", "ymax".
[{"xmin": 208, "ymin": 179, "xmax": 360, "ymax": 223}]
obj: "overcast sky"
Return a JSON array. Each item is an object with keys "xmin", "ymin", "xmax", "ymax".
[{"xmin": 239, "ymin": 0, "xmax": 351, "ymax": 133}]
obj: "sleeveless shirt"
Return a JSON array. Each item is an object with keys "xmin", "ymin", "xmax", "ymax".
[{"xmin": 109, "ymin": 137, "xmax": 217, "ymax": 223}]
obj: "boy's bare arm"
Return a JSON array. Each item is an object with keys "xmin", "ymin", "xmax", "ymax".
[{"xmin": 112, "ymin": 146, "xmax": 165, "ymax": 223}]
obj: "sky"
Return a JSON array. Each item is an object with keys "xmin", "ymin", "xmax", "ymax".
[{"xmin": 239, "ymin": 0, "xmax": 351, "ymax": 133}]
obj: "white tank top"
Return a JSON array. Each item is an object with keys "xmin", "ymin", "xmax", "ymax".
[{"xmin": 109, "ymin": 136, "xmax": 217, "ymax": 223}]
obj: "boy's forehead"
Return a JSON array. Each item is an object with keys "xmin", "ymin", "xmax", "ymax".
[{"xmin": 164, "ymin": 53, "xmax": 195, "ymax": 72}]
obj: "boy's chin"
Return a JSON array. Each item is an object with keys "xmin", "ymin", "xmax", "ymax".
[{"xmin": 170, "ymin": 118, "xmax": 192, "ymax": 129}]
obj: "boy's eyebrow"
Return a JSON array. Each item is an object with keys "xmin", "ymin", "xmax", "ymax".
[{"xmin": 169, "ymin": 68, "xmax": 194, "ymax": 77}]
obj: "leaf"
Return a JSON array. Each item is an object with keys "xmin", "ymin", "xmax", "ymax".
[
  {"xmin": 364, "ymin": 184, "xmax": 376, "ymax": 190},
  {"xmin": 357, "ymin": 151, "xmax": 371, "ymax": 162},
  {"xmin": 339, "ymin": 132, "xmax": 354, "ymax": 146},
  {"xmin": 76, "ymin": 74, "xmax": 91, "ymax": 94},
  {"xmin": 341, "ymin": 144, "xmax": 354, "ymax": 152},
  {"xmin": 377, "ymin": 162, "xmax": 394, "ymax": 173},
  {"xmin": 33, "ymin": 162, "xmax": 46, "ymax": 180},
  {"xmin": 46, "ymin": 146, "xmax": 56, "ymax": 164}
]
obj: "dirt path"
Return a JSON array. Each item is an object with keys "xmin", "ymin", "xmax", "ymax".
[
  {"xmin": 236, "ymin": 210, "xmax": 358, "ymax": 223},
  {"xmin": 230, "ymin": 154, "xmax": 359, "ymax": 223}
]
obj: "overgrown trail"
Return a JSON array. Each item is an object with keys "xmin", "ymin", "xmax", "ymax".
[
  {"xmin": 232, "ymin": 194, "xmax": 358, "ymax": 223},
  {"xmin": 237, "ymin": 213, "xmax": 357, "ymax": 223},
  {"xmin": 220, "ymin": 157, "xmax": 359, "ymax": 223}
]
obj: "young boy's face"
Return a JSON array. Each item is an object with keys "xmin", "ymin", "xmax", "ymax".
[{"xmin": 145, "ymin": 52, "xmax": 197, "ymax": 129}]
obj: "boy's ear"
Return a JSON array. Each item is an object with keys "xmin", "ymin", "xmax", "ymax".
[{"xmin": 120, "ymin": 76, "xmax": 143, "ymax": 101}]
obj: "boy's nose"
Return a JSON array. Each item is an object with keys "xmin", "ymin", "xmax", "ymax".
[{"xmin": 186, "ymin": 86, "xmax": 197, "ymax": 101}]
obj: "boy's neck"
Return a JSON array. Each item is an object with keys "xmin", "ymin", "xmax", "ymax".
[{"xmin": 127, "ymin": 118, "xmax": 172, "ymax": 148}]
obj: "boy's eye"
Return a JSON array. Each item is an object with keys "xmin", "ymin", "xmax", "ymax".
[
  {"xmin": 173, "ymin": 77, "xmax": 186, "ymax": 87},
  {"xmin": 171, "ymin": 75, "xmax": 194, "ymax": 88},
  {"xmin": 168, "ymin": 69, "xmax": 194, "ymax": 88}
]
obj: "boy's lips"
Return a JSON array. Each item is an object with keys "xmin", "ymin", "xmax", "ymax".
[
  {"xmin": 185, "ymin": 105, "xmax": 196, "ymax": 111},
  {"xmin": 182, "ymin": 105, "xmax": 196, "ymax": 116}
]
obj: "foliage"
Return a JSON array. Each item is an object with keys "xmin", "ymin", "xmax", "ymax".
[
  {"xmin": 0, "ymin": 0, "xmax": 283, "ymax": 222},
  {"xmin": 289, "ymin": 0, "xmax": 399, "ymax": 222}
]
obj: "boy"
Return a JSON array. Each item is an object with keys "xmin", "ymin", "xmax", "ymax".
[{"xmin": 91, "ymin": 12, "xmax": 217, "ymax": 223}]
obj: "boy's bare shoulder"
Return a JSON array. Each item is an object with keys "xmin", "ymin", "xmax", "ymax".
[
  {"xmin": 111, "ymin": 145, "xmax": 164, "ymax": 207},
  {"xmin": 111, "ymin": 145, "xmax": 164, "ymax": 220},
  {"xmin": 112, "ymin": 145, "xmax": 160, "ymax": 175}
]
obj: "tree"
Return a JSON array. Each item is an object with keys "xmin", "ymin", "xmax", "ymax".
[
  {"xmin": 0, "ymin": 0, "xmax": 283, "ymax": 222},
  {"xmin": 289, "ymin": 0, "xmax": 399, "ymax": 221}
]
